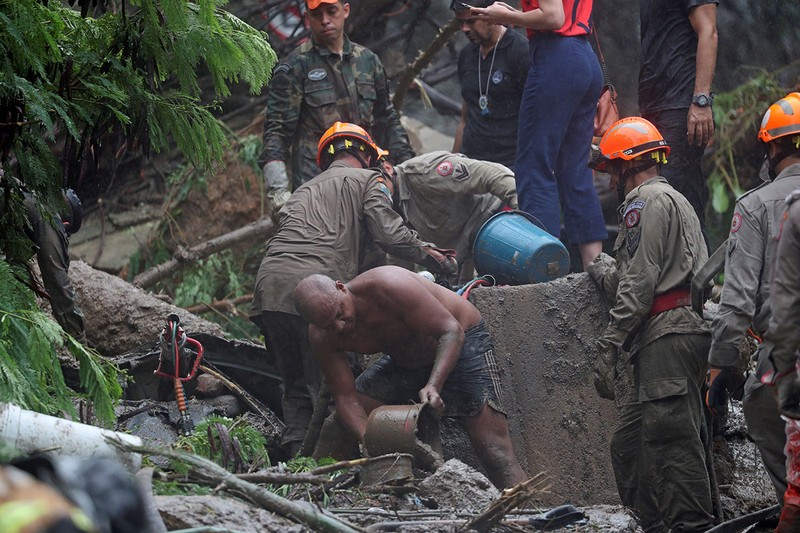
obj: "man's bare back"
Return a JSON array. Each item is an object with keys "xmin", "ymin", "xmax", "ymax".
[{"xmin": 308, "ymin": 265, "xmax": 481, "ymax": 367}]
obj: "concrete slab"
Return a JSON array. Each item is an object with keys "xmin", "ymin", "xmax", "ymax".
[{"xmin": 469, "ymin": 273, "xmax": 619, "ymax": 505}]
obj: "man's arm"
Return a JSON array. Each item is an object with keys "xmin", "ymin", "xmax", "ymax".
[
  {"xmin": 453, "ymin": 100, "xmax": 468, "ymax": 154},
  {"xmin": 259, "ymin": 62, "xmax": 302, "ymax": 193},
  {"xmin": 766, "ymin": 207, "xmax": 800, "ymax": 374},
  {"xmin": 380, "ymin": 274, "xmax": 466, "ymax": 411},
  {"xmin": 603, "ymin": 196, "xmax": 669, "ymax": 347},
  {"xmin": 371, "ymin": 63, "xmax": 415, "ymax": 163},
  {"xmin": 310, "ymin": 327, "xmax": 370, "ymax": 443},
  {"xmin": 709, "ymin": 205, "xmax": 764, "ymax": 368},
  {"xmin": 470, "ymin": 0, "xmax": 564, "ymax": 31},
  {"xmin": 687, "ymin": 3, "xmax": 718, "ymax": 146}
]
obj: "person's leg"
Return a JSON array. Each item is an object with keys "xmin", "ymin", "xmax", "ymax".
[
  {"xmin": 553, "ymin": 37, "xmax": 607, "ymax": 267},
  {"xmin": 777, "ymin": 419, "xmax": 800, "ymax": 532},
  {"xmin": 637, "ymin": 333, "xmax": 714, "ymax": 532},
  {"xmin": 643, "ymin": 108, "xmax": 708, "ymax": 234},
  {"xmin": 460, "ymin": 404, "xmax": 526, "ymax": 489},
  {"xmin": 515, "ymin": 35, "xmax": 570, "ymax": 237},
  {"xmin": 743, "ymin": 377, "xmax": 788, "ymax": 504},
  {"xmin": 255, "ymin": 312, "xmax": 315, "ymax": 458}
]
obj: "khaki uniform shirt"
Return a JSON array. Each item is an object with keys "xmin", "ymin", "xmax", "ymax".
[
  {"xmin": 592, "ymin": 177, "xmax": 708, "ymax": 355},
  {"xmin": 260, "ymin": 36, "xmax": 414, "ymax": 189},
  {"xmin": 251, "ymin": 160, "xmax": 431, "ymax": 316},
  {"xmin": 709, "ymin": 163, "xmax": 800, "ymax": 368},
  {"xmin": 765, "ymin": 188, "xmax": 800, "ymax": 374},
  {"xmin": 394, "ymin": 151, "xmax": 517, "ymax": 266}
]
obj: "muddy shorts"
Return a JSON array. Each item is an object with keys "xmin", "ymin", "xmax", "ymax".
[{"xmin": 355, "ymin": 320, "xmax": 505, "ymax": 418}]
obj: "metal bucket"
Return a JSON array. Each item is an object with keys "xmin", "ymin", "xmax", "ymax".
[
  {"xmin": 360, "ymin": 453, "xmax": 414, "ymax": 486},
  {"xmin": 472, "ymin": 210, "xmax": 570, "ymax": 285},
  {"xmin": 363, "ymin": 403, "xmax": 442, "ymax": 458}
]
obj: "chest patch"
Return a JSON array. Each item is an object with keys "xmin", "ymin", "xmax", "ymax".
[
  {"xmin": 436, "ymin": 161, "xmax": 453, "ymax": 176},
  {"xmin": 625, "ymin": 209, "xmax": 640, "ymax": 228},
  {"xmin": 492, "ymin": 70, "xmax": 504, "ymax": 84},
  {"xmin": 730, "ymin": 212, "xmax": 743, "ymax": 234},
  {"xmin": 308, "ymin": 68, "xmax": 327, "ymax": 81}
]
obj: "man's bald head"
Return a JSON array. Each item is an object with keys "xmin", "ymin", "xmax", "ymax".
[{"xmin": 293, "ymin": 274, "xmax": 339, "ymax": 325}]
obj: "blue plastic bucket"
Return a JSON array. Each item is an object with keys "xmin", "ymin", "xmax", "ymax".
[{"xmin": 472, "ymin": 210, "xmax": 570, "ymax": 285}]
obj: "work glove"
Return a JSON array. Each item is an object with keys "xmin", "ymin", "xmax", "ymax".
[
  {"xmin": 706, "ymin": 366, "xmax": 739, "ymax": 416},
  {"xmin": 420, "ymin": 247, "xmax": 458, "ymax": 281},
  {"xmin": 263, "ymin": 160, "xmax": 291, "ymax": 212},
  {"xmin": 593, "ymin": 338, "xmax": 618, "ymax": 401},
  {"xmin": 777, "ymin": 371, "xmax": 800, "ymax": 420}
]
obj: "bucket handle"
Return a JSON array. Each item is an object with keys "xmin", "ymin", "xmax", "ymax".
[{"xmin": 504, "ymin": 209, "xmax": 548, "ymax": 232}]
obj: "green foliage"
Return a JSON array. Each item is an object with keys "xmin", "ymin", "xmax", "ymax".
[
  {"xmin": 238, "ymin": 134, "xmax": 264, "ymax": 176},
  {"xmin": 707, "ymin": 68, "xmax": 792, "ymax": 216},
  {"xmin": 0, "ymin": 260, "xmax": 122, "ymax": 425},
  {"xmin": 175, "ymin": 415, "xmax": 270, "ymax": 472},
  {"xmin": 151, "ymin": 477, "xmax": 213, "ymax": 496},
  {"xmin": 0, "ymin": 0, "xmax": 276, "ymax": 263}
]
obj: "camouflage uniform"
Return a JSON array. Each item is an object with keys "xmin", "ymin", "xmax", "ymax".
[
  {"xmin": 394, "ymin": 151, "xmax": 517, "ymax": 283},
  {"xmin": 260, "ymin": 35, "xmax": 415, "ymax": 190},
  {"xmin": 766, "ymin": 189, "xmax": 800, "ymax": 526},
  {"xmin": 23, "ymin": 193, "xmax": 85, "ymax": 338},
  {"xmin": 709, "ymin": 163, "xmax": 800, "ymax": 504},
  {"xmin": 250, "ymin": 160, "xmax": 435, "ymax": 453},
  {"xmin": 588, "ymin": 176, "xmax": 713, "ymax": 532}
]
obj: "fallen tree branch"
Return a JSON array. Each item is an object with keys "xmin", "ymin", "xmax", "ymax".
[
  {"xmin": 462, "ymin": 472, "xmax": 551, "ymax": 532},
  {"xmin": 236, "ymin": 471, "xmax": 329, "ymax": 485},
  {"xmin": 133, "ymin": 217, "xmax": 274, "ymax": 289},
  {"xmin": 199, "ymin": 363, "xmax": 285, "ymax": 434},
  {"xmin": 109, "ymin": 439, "xmax": 363, "ymax": 533},
  {"xmin": 186, "ymin": 294, "xmax": 253, "ymax": 315},
  {"xmin": 392, "ymin": 18, "xmax": 460, "ymax": 110}
]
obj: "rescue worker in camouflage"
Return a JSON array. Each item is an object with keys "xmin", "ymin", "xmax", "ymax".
[
  {"xmin": 766, "ymin": 190, "xmax": 800, "ymax": 532},
  {"xmin": 381, "ymin": 151, "xmax": 517, "ymax": 283},
  {"xmin": 259, "ymin": 0, "xmax": 415, "ymax": 209},
  {"xmin": 707, "ymin": 93, "xmax": 800, "ymax": 508},
  {"xmin": 250, "ymin": 123, "xmax": 456, "ymax": 458},
  {"xmin": 23, "ymin": 190, "xmax": 86, "ymax": 339},
  {"xmin": 587, "ymin": 117, "xmax": 713, "ymax": 532}
]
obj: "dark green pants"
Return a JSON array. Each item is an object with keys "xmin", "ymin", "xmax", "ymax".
[{"xmin": 610, "ymin": 332, "xmax": 714, "ymax": 532}]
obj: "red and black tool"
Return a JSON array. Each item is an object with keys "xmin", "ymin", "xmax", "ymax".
[{"xmin": 154, "ymin": 313, "xmax": 204, "ymax": 435}]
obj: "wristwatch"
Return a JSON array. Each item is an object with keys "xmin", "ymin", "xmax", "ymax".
[{"xmin": 692, "ymin": 92, "xmax": 714, "ymax": 107}]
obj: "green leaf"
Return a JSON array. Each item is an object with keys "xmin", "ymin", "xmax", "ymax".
[{"xmin": 711, "ymin": 178, "xmax": 730, "ymax": 214}]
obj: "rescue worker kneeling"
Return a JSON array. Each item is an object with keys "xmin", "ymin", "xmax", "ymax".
[{"xmin": 587, "ymin": 117, "xmax": 714, "ymax": 531}]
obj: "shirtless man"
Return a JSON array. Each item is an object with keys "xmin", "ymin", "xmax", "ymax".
[{"xmin": 292, "ymin": 265, "xmax": 527, "ymax": 489}]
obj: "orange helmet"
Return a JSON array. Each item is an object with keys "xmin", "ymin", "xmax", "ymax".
[
  {"xmin": 593, "ymin": 117, "xmax": 670, "ymax": 172},
  {"xmin": 758, "ymin": 92, "xmax": 800, "ymax": 144},
  {"xmin": 317, "ymin": 122, "xmax": 389, "ymax": 170}
]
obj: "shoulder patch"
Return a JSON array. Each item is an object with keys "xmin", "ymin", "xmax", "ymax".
[
  {"xmin": 786, "ymin": 189, "xmax": 800, "ymax": 206},
  {"xmin": 273, "ymin": 63, "xmax": 291, "ymax": 75},
  {"xmin": 624, "ymin": 200, "xmax": 646, "ymax": 216},
  {"xmin": 624, "ymin": 209, "xmax": 640, "ymax": 228},
  {"xmin": 308, "ymin": 68, "xmax": 327, "ymax": 81},
  {"xmin": 452, "ymin": 162, "xmax": 470, "ymax": 181},
  {"xmin": 436, "ymin": 161, "xmax": 453, "ymax": 177},
  {"xmin": 730, "ymin": 212, "xmax": 743, "ymax": 233}
]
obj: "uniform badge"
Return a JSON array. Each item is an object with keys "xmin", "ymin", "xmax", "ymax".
[
  {"xmin": 436, "ymin": 161, "xmax": 453, "ymax": 176},
  {"xmin": 625, "ymin": 209, "xmax": 640, "ymax": 228},
  {"xmin": 730, "ymin": 212, "xmax": 742, "ymax": 233},
  {"xmin": 492, "ymin": 70, "xmax": 504, "ymax": 84},
  {"xmin": 308, "ymin": 68, "xmax": 327, "ymax": 81},
  {"xmin": 452, "ymin": 162, "xmax": 470, "ymax": 181},
  {"xmin": 274, "ymin": 64, "xmax": 290, "ymax": 75}
]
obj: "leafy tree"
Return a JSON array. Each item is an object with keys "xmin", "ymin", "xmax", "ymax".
[{"xmin": 0, "ymin": 0, "xmax": 276, "ymax": 416}]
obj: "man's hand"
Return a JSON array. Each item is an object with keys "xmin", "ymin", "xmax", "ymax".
[
  {"xmin": 419, "ymin": 385, "xmax": 445, "ymax": 417},
  {"xmin": 688, "ymin": 105, "xmax": 714, "ymax": 146},
  {"xmin": 594, "ymin": 339, "xmax": 618, "ymax": 401},
  {"xmin": 421, "ymin": 248, "xmax": 458, "ymax": 280},
  {"xmin": 777, "ymin": 372, "xmax": 800, "ymax": 420},
  {"xmin": 706, "ymin": 366, "xmax": 738, "ymax": 416}
]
